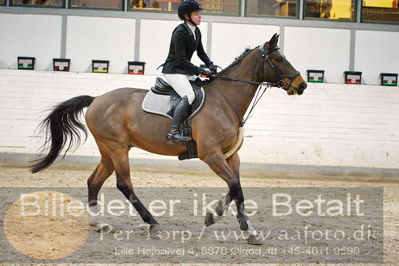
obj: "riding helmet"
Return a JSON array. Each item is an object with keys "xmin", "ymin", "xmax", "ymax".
[{"xmin": 177, "ymin": 0, "xmax": 203, "ymax": 21}]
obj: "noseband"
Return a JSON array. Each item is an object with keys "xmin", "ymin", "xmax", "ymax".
[{"xmin": 258, "ymin": 45, "xmax": 300, "ymax": 92}]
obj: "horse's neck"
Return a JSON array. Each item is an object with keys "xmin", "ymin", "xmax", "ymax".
[{"xmin": 217, "ymin": 53, "xmax": 260, "ymax": 123}]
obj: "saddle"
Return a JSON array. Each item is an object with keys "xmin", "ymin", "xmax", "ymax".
[
  {"xmin": 142, "ymin": 77, "xmax": 206, "ymax": 160},
  {"xmin": 150, "ymin": 77, "xmax": 204, "ymax": 118}
]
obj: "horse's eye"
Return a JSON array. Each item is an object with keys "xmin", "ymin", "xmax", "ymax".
[{"xmin": 277, "ymin": 57, "xmax": 284, "ymax": 62}]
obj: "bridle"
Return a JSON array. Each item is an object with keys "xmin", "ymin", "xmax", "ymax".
[
  {"xmin": 214, "ymin": 45, "xmax": 301, "ymax": 93},
  {"xmin": 212, "ymin": 44, "xmax": 301, "ymax": 127},
  {"xmin": 258, "ymin": 44, "xmax": 301, "ymax": 92}
]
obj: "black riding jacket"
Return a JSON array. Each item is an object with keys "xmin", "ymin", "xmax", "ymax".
[{"xmin": 161, "ymin": 23, "xmax": 212, "ymax": 76}]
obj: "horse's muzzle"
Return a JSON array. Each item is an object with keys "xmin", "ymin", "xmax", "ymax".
[
  {"xmin": 297, "ymin": 82, "xmax": 307, "ymax": 95},
  {"xmin": 279, "ymin": 80, "xmax": 307, "ymax": 96}
]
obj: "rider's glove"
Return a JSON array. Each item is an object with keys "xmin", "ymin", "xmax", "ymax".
[
  {"xmin": 201, "ymin": 69, "xmax": 213, "ymax": 78},
  {"xmin": 208, "ymin": 63, "xmax": 219, "ymax": 74}
]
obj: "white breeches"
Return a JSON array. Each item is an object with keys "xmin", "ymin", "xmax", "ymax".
[{"xmin": 163, "ymin": 74, "xmax": 197, "ymax": 105}]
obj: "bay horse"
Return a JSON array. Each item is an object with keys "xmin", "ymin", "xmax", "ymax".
[{"xmin": 30, "ymin": 34, "xmax": 306, "ymax": 244}]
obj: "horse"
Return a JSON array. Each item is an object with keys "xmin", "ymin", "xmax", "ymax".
[{"xmin": 30, "ymin": 33, "xmax": 307, "ymax": 244}]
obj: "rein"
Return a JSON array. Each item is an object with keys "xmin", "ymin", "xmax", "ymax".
[
  {"xmin": 215, "ymin": 76, "xmax": 277, "ymax": 87},
  {"xmin": 213, "ymin": 77, "xmax": 275, "ymax": 127},
  {"xmin": 211, "ymin": 44, "xmax": 291, "ymax": 127}
]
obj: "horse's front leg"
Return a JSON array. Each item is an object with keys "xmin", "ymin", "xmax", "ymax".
[
  {"xmin": 201, "ymin": 152, "xmax": 262, "ymax": 245},
  {"xmin": 204, "ymin": 191, "xmax": 233, "ymax": 226},
  {"xmin": 204, "ymin": 151, "xmax": 239, "ymax": 225}
]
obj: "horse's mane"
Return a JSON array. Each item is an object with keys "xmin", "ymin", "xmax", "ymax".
[
  {"xmin": 202, "ymin": 47, "xmax": 257, "ymax": 85},
  {"xmin": 218, "ymin": 47, "xmax": 256, "ymax": 75}
]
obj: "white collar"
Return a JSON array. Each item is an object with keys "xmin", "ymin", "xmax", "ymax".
[
  {"xmin": 186, "ymin": 23, "xmax": 196, "ymax": 31},
  {"xmin": 185, "ymin": 23, "xmax": 197, "ymax": 39}
]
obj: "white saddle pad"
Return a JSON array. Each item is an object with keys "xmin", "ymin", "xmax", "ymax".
[{"xmin": 141, "ymin": 87, "xmax": 205, "ymax": 120}]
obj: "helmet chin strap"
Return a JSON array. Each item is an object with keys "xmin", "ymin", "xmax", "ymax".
[{"xmin": 185, "ymin": 16, "xmax": 197, "ymax": 26}]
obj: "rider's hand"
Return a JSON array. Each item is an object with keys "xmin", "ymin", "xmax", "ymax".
[
  {"xmin": 201, "ymin": 69, "xmax": 213, "ymax": 78},
  {"xmin": 208, "ymin": 63, "xmax": 219, "ymax": 74}
]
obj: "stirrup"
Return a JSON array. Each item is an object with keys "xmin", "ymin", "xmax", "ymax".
[{"xmin": 166, "ymin": 132, "xmax": 192, "ymax": 144}]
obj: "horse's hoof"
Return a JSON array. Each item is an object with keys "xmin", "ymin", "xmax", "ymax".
[
  {"xmin": 237, "ymin": 216, "xmax": 249, "ymax": 231},
  {"xmin": 215, "ymin": 204, "xmax": 224, "ymax": 216},
  {"xmin": 246, "ymin": 234, "xmax": 263, "ymax": 245},
  {"xmin": 147, "ymin": 224, "xmax": 164, "ymax": 240},
  {"xmin": 205, "ymin": 212, "xmax": 215, "ymax": 227},
  {"xmin": 94, "ymin": 223, "xmax": 114, "ymax": 233},
  {"xmin": 149, "ymin": 223, "xmax": 162, "ymax": 232}
]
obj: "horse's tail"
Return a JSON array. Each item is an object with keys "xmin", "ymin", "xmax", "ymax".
[{"xmin": 30, "ymin": 95, "xmax": 95, "ymax": 173}]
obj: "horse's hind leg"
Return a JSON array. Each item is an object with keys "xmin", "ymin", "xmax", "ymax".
[
  {"xmin": 110, "ymin": 148, "xmax": 158, "ymax": 226},
  {"xmin": 87, "ymin": 153, "xmax": 114, "ymax": 229}
]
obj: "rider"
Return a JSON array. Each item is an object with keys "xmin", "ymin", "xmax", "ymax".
[{"xmin": 161, "ymin": 0, "xmax": 217, "ymax": 144}]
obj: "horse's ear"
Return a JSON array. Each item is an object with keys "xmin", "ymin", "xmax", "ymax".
[
  {"xmin": 269, "ymin": 33, "xmax": 279, "ymax": 48},
  {"xmin": 264, "ymin": 33, "xmax": 279, "ymax": 50}
]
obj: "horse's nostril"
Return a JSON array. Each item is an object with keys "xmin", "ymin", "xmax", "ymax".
[{"xmin": 299, "ymin": 82, "xmax": 307, "ymax": 90}]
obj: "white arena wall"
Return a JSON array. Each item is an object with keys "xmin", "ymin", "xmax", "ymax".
[
  {"xmin": 0, "ymin": 14, "xmax": 63, "ymax": 71},
  {"xmin": 0, "ymin": 69, "xmax": 398, "ymax": 172},
  {"xmin": 0, "ymin": 13, "xmax": 398, "ymax": 85}
]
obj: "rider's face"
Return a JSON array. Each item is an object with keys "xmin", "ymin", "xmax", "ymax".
[{"xmin": 189, "ymin": 11, "xmax": 202, "ymax": 25}]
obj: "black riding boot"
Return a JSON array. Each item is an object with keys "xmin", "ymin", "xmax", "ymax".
[{"xmin": 166, "ymin": 96, "xmax": 192, "ymax": 144}]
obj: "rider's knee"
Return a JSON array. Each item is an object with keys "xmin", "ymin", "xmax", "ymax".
[{"xmin": 185, "ymin": 91, "xmax": 195, "ymax": 104}]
